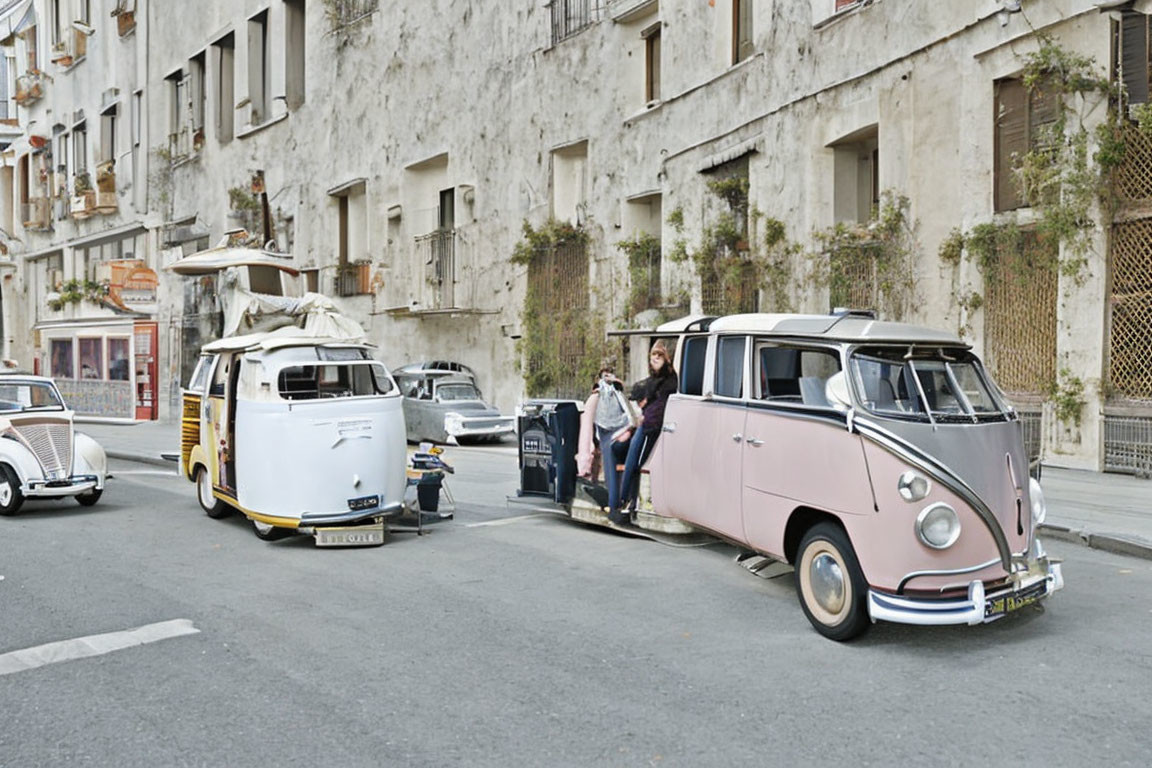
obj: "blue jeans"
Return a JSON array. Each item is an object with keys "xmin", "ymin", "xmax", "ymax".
[
  {"xmin": 619, "ymin": 427, "xmax": 658, "ymax": 513},
  {"xmin": 597, "ymin": 425, "xmax": 630, "ymax": 514}
]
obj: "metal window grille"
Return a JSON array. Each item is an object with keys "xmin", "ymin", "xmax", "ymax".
[
  {"xmin": 549, "ymin": 0, "xmax": 599, "ymax": 46},
  {"xmin": 984, "ymin": 233, "xmax": 1058, "ymax": 395},
  {"xmin": 1103, "ymin": 415, "xmax": 1152, "ymax": 477},
  {"xmin": 1109, "ymin": 219, "xmax": 1152, "ymax": 400},
  {"xmin": 827, "ymin": 244, "xmax": 878, "ymax": 313},
  {"xmin": 1016, "ymin": 408, "xmax": 1043, "ymax": 466},
  {"xmin": 327, "ymin": 0, "xmax": 378, "ymax": 28},
  {"xmin": 628, "ymin": 240, "xmax": 661, "ymax": 317},
  {"xmin": 527, "ymin": 239, "xmax": 590, "ymax": 399},
  {"xmin": 702, "ymin": 260, "xmax": 759, "ymax": 316}
]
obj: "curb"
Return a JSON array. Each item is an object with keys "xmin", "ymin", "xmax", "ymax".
[
  {"xmin": 105, "ymin": 449, "xmax": 178, "ymax": 469},
  {"xmin": 1039, "ymin": 523, "xmax": 1152, "ymax": 561}
]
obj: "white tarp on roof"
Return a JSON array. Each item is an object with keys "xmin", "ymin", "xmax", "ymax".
[{"xmin": 224, "ymin": 290, "xmax": 365, "ymax": 340}]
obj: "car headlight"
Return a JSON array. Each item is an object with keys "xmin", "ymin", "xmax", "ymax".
[
  {"xmin": 916, "ymin": 503, "xmax": 961, "ymax": 549},
  {"xmin": 1028, "ymin": 477, "xmax": 1046, "ymax": 526},
  {"xmin": 897, "ymin": 470, "xmax": 931, "ymax": 502}
]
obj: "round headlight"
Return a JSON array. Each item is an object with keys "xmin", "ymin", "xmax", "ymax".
[
  {"xmin": 897, "ymin": 470, "xmax": 932, "ymax": 502},
  {"xmin": 916, "ymin": 503, "xmax": 961, "ymax": 549},
  {"xmin": 1028, "ymin": 477, "xmax": 1046, "ymax": 526}
]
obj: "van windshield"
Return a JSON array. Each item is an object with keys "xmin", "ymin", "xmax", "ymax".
[
  {"xmin": 850, "ymin": 347, "xmax": 1007, "ymax": 422},
  {"xmin": 278, "ymin": 362, "xmax": 396, "ymax": 400}
]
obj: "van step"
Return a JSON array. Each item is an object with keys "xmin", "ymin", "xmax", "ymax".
[{"xmin": 736, "ymin": 552, "xmax": 794, "ymax": 580}]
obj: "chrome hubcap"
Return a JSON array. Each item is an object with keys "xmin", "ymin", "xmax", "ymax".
[
  {"xmin": 810, "ymin": 553, "xmax": 845, "ymax": 615},
  {"xmin": 0, "ymin": 481, "xmax": 11, "ymax": 507}
]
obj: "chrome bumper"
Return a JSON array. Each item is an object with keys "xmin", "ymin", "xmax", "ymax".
[
  {"xmin": 298, "ymin": 500, "xmax": 404, "ymax": 528},
  {"xmin": 24, "ymin": 475, "xmax": 100, "ymax": 497},
  {"xmin": 868, "ymin": 541, "xmax": 1065, "ymax": 627},
  {"xmin": 446, "ymin": 418, "xmax": 515, "ymax": 438}
]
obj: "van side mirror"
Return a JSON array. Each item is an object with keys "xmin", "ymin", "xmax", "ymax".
[{"xmin": 825, "ymin": 371, "xmax": 851, "ymax": 414}]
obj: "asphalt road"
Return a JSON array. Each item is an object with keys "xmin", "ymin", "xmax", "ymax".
[{"xmin": 1, "ymin": 447, "xmax": 1151, "ymax": 767}]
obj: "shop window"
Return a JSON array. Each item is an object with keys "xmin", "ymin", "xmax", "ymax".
[
  {"xmin": 109, "ymin": 338, "xmax": 130, "ymax": 381},
  {"xmin": 78, "ymin": 338, "xmax": 103, "ymax": 380},
  {"xmin": 50, "ymin": 339, "xmax": 74, "ymax": 379}
]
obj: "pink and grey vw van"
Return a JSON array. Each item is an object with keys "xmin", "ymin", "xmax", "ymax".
[{"xmin": 647, "ymin": 312, "xmax": 1064, "ymax": 640}]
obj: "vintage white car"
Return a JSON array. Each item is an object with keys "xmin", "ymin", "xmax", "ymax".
[
  {"xmin": 0, "ymin": 374, "xmax": 107, "ymax": 515},
  {"xmin": 393, "ymin": 361, "xmax": 515, "ymax": 444}
]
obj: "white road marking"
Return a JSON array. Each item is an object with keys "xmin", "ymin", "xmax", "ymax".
[
  {"xmin": 465, "ymin": 513, "xmax": 553, "ymax": 528},
  {"xmin": 0, "ymin": 619, "xmax": 200, "ymax": 676},
  {"xmin": 111, "ymin": 469, "xmax": 179, "ymax": 477}
]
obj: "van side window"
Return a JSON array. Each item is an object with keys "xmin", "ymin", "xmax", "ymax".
[
  {"xmin": 714, "ymin": 336, "xmax": 746, "ymax": 398},
  {"xmin": 209, "ymin": 356, "xmax": 229, "ymax": 396},
  {"xmin": 189, "ymin": 356, "xmax": 214, "ymax": 393},
  {"xmin": 679, "ymin": 336, "xmax": 707, "ymax": 396},
  {"xmin": 757, "ymin": 345, "xmax": 841, "ymax": 407}
]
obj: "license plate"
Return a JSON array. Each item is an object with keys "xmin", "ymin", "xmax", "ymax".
[
  {"xmin": 314, "ymin": 523, "xmax": 385, "ymax": 547},
  {"xmin": 347, "ymin": 494, "xmax": 380, "ymax": 511},
  {"xmin": 984, "ymin": 579, "xmax": 1048, "ymax": 619}
]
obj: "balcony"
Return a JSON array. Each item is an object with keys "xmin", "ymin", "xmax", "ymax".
[
  {"xmin": 112, "ymin": 1, "xmax": 137, "ymax": 37},
  {"xmin": 14, "ymin": 72, "xmax": 46, "ymax": 106},
  {"xmin": 415, "ymin": 230, "xmax": 456, "ymax": 310},
  {"xmin": 168, "ymin": 127, "xmax": 200, "ymax": 162},
  {"xmin": 70, "ymin": 192, "xmax": 96, "ymax": 220},
  {"xmin": 335, "ymin": 262, "xmax": 372, "ymax": 297},
  {"xmin": 21, "ymin": 198, "xmax": 51, "ymax": 230},
  {"xmin": 95, "ymin": 161, "xmax": 117, "ymax": 214}
]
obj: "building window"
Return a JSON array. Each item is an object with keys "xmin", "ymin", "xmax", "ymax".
[
  {"xmin": 331, "ymin": 181, "xmax": 369, "ymax": 296},
  {"xmin": 100, "ymin": 105, "xmax": 117, "ymax": 164},
  {"xmin": 643, "ymin": 23, "xmax": 660, "ymax": 104},
  {"xmin": 51, "ymin": 0, "xmax": 64, "ymax": 47},
  {"xmin": 733, "ymin": 0, "xmax": 753, "ymax": 65},
  {"xmin": 831, "ymin": 127, "xmax": 879, "ymax": 224},
  {"xmin": 552, "ymin": 141, "xmax": 588, "ymax": 225},
  {"xmin": 1114, "ymin": 12, "xmax": 1151, "ymax": 106},
  {"xmin": 994, "ymin": 77, "xmax": 1060, "ymax": 212},
  {"xmin": 109, "ymin": 338, "xmax": 130, "ymax": 381},
  {"xmin": 79, "ymin": 338, "xmax": 103, "ymax": 380},
  {"xmin": 165, "ymin": 69, "xmax": 188, "ymax": 158},
  {"xmin": 190, "ymin": 51, "xmax": 206, "ymax": 135},
  {"xmin": 549, "ymin": 0, "xmax": 596, "ymax": 46},
  {"xmin": 285, "ymin": 0, "xmax": 306, "ymax": 110},
  {"xmin": 73, "ymin": 123, "xmax": 88, "ymax": 178},
  {"xmin": 248, "ymin": 10, "xmax": 269, "ymax": 125},
  {"xmin": 23, "ymin": 25, "xmax": 38, "ymax": 71},
  {"xmin": 213, "ymin": 33, "xmax": 235, "ymax": 142},
  {"xmin": 79, "ymin": 0, "xmax": 91, "ymax": 25}
]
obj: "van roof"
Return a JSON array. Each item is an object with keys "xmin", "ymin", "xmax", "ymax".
[
  {"xmin": 677, "ymin": 313, "xmax": 968, "ymax": 347},
  {"xmin": 202, "ymin": 331, "xmax": 372, "ymax": 353}
]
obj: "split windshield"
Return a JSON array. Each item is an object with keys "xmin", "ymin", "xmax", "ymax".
[
  {"xmin": 0, "ymin": 381, "xmax": 65, "ymax": 412},
  {"xmin": 850, "ymin": 347, "xmax": 1006, "ymax": 422},
  {"xmin": 278, "ymin": 362, "xmax": 395, "ymax": 400}
]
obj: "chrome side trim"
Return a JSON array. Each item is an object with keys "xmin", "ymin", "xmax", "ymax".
[
  {"xmin": 897, "ymin": 556, "xmax": 1002, "ymax": 593},
  {"xmin": 853, "ymin": 416, "xmax": 1013, "ymax": 573}
]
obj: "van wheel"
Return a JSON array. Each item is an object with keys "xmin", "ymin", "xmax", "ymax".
[
  {"xmin": 795, "ymin": 522, "xmax": 870, "ymax": 641},
  {"xmin": 75, "ymin": 489, "xmax": 103, "ymax": 507},
  {"xmin": 252, "ymin": 520, "xmax": 293, "ymax": 541},
  {"xmin": 196, "ymin": 466, "xmax": 230, "ymax": 519},
  {"xmin": 0, "ymin": 465, "xmax": 24, "ymax": 516}
]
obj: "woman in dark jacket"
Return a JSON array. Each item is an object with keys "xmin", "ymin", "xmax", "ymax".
[{"xmin": 612, "ymin": 341, "xmax": 677, "ymax": 524}]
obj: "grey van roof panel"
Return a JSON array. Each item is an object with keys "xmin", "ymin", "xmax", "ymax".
[{"xmin": 703, "ymin": 313, "xmax": 968, "ymax": 346}]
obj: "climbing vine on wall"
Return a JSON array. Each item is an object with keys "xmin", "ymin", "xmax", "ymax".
[
  {"xmin": 512, "ymin": 219, "xmax": 613, "ymax": 398},
  {"xmin": 811, "ymin": 191, "xmax": 918, "ymax": 320}
]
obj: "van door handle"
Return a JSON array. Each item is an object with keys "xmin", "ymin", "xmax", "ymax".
[
  {"xmin": 746, "ymin": 437, "xmax": 764, "ymax": 447},
  {"xmin": 662, "ymin": 423, "xmax": 676, "ymax": 434},
  {"xmin": 732, "ymin": 433, "xmax": 743, "ymax": 443}
]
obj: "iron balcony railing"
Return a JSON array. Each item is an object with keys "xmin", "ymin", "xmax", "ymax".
[
  {"xmin": 415, "ymin": 230, "xmax": 456, "ymax": 310},
  {"xmin": 1104, "ymin": 414, "xmax": 1152, "ymax": 477}
]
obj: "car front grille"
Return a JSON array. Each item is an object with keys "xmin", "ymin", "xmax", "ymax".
[
  {"xmin": 461, "ymin": 418, "xmax": 511, "ymax": 431},
  {"xmin": 13, "ymin": 423, "xmax": 73, "ymax": 476}
]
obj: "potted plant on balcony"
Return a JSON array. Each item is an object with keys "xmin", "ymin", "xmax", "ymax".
[
  {"xmin": 71, "ymin": 172, "xmax": 95, "ymax": 219},
  {"xmin": 50, "ymin": 41, "xmax": 73, "ymax": 67}
]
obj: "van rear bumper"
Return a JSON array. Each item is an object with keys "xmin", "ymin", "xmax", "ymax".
[{"xmin": 867, "ymin": 545, "xmax": 1064, "ymax": 627}]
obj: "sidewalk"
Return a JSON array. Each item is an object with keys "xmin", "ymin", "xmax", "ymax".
[{"xmin": 75, "ymin": 420, "xmax": 1152, "ymax": 561}]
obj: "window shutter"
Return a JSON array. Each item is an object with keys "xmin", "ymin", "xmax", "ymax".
[
  {"xmin": 1121, "ymin": 12, "xmax": 1149, "ymax": 105},
  {"xmin": 1029, "ymin": 76, "xmax": 1061, "ymax": 150},
  {"xmin": 995, "ymin": 79, "xmax": 1028, "ymax": 212}
]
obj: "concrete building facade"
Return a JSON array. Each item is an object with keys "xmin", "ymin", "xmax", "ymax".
[{"xmin": 0, "ymin": 0, "xmax": 1149, "ymax": 473}]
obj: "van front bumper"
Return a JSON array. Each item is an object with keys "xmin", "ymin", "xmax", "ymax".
[
  {"xmin": 24, "ymin": 475, "xmax": 100, "ymax": 497},
  {"xmin": 867, "ymin": 544, "xmax": 1064, "ymax": 627}
]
